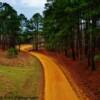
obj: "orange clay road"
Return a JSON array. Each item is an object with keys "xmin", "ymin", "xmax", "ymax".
[{"xmin": 20, "ymin": 45, "xmax": 81, "ymax": 100}]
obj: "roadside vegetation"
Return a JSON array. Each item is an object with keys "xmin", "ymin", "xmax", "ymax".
[
  {"xmin": 0, "ymin": 50, "xmax": 42, "ymax": 98},
  {"xmin": 0, "ymin": 2, "xmax": 43, "ymax": 99}
]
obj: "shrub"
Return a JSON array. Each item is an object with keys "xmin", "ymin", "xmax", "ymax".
[
  {"xmin": 7, "ymin": 47, "xmax": 18, "ymax": 58},
  {"xmin": 94, "ymin": 55, "xmax": 100, "ymax": 61}
]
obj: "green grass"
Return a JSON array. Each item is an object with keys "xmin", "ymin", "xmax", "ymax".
[{"xmin": 0, "ymin": 56, "xmax": 42, "ymax": 99}]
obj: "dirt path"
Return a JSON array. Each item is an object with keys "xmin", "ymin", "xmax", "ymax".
[
  {"xmin": 20, "ymin": 45, "xmax": 88, "ymax": 100},
  {"xmin": 30, "ymin": 52, "xmax": 81, "ymax": 100}
]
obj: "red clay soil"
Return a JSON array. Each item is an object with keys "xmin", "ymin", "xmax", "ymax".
[{"xmin": 40, "ymin": 50, "xmax": 100, "ymax": 100}]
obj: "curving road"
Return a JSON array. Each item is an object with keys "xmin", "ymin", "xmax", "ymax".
[{"xmin": 21, "ymin": 45, "xmax": 80, "ymax": 100}]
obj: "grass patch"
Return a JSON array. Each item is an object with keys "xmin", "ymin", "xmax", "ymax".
[{"xmin": 0, "ymin": 54, "xmax": 42, "ymax": 99}]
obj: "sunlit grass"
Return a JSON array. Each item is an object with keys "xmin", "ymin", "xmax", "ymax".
[{"xmin": 0, "ymin": 56, "xmax": 42, "ymax": 98}]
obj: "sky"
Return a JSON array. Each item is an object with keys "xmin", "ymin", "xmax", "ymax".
[{"xmin": 0, "ymin": 0, "xmax": 47, "ymax": 19}]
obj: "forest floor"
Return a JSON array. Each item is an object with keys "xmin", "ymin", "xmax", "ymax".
[
  {"xmin": 0, "ymin": 49, "xmax": 43, "ymax": 100},
  {"xmin": 41, "ymin": 51, "xmax": 100, "ymax": 100}
]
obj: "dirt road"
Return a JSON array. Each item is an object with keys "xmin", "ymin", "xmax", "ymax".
[
  {"xmin": 30, "ymin": 52, "xmax": 81, "ymax": 100},
  {"xmin": 20, "ymin": 45, "xmax": 81, "ymax": 100}
]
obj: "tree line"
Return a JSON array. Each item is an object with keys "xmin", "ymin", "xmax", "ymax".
[
  {"xmin": 43, "ymin": 0, "xmax": 100, "ymax": 70},
  {"xmin": 0, "ymin": 2, "xmax": 42, "ymax": 52},
  {"xmin": 1, "ymin": 1, "xmax": 100, "ymax": 70}
]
